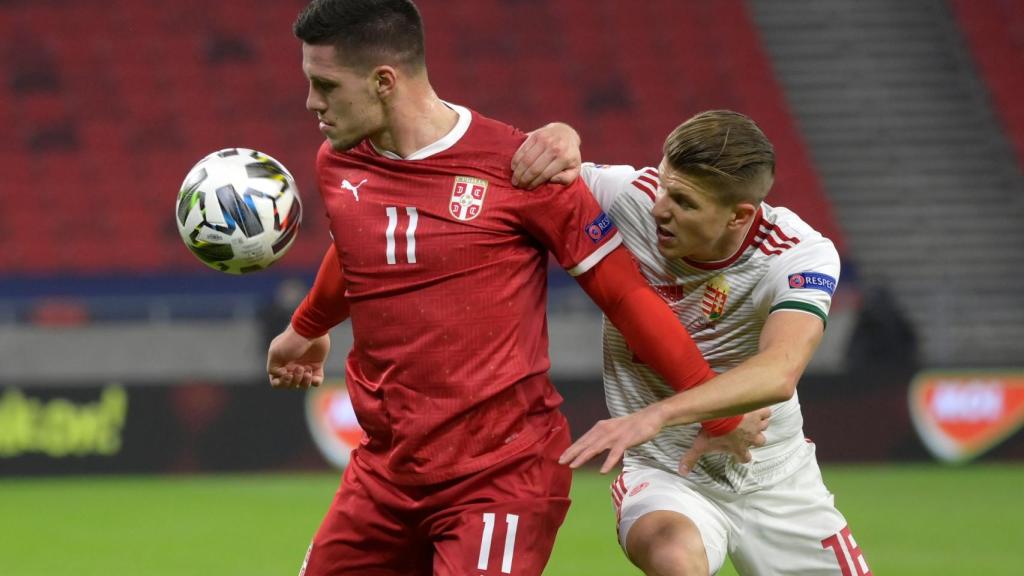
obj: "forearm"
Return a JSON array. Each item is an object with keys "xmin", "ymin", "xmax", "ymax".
[
  {"xmin": 576, "ymin": 248, "xmax": 713, "ymax": 389},
  {"xmin": 651, "ymin": 348, "xmax": 800, "ymax": 426},
  {"xmin": 576, "ymin": 247, "xmax": 741, "ymax": 435},
  {"xmin": 290, "ymin": 244, "xmax": 350, "ymax": 338}
]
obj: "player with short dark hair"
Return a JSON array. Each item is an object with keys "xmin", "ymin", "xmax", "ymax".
[{"xmin": 267, "ymin": 2, "xmax": 766, "ymax": 575}]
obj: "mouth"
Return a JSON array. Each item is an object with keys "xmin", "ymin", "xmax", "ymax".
[
  {"xmin": 656, "ymin": 225, "xmax": 675, "ymax": 241},
  {"xmin": 318, "ymin": 118, "xmax": 335, "ymax": 132}
]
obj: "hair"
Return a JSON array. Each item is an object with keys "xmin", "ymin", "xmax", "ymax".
[
  {"xmin": 293, "ymin": 0, "xmax": 425, "ymax": 72},
  {"xmin": 662, "ymin": 110, "xmax": 775, "ymax": 206}
]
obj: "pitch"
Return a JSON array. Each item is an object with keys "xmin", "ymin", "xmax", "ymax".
[{"xmin": 0, "ymin": 465, "xmax": 1020, "ymax": 575}]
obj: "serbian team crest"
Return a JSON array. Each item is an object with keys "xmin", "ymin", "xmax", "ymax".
[
  {"xmin": 701, "ymin": 275, "xmax": 730, "ymax": 323},
  {"xmin": 909, "ymin": 371, "xmax": 1024, "ymax": 463},
  {"xmin": 305, "ymin": 380, "xmax": 365, "ymax": 469},
  {"xmin": 449, "ymin": 176, "xmax": 488, "ymax": 221}
]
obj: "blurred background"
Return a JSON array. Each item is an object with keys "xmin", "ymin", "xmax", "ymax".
[{"xmin": 1, "ymin": 0, "xmax": 1023, "ymax": 574}]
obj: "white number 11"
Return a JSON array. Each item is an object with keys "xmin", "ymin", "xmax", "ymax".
[
  {"xmin": 477, "ymin": 512, "xmax": 519, "ymax": 573},
  {"xmin": 385, "ymin": 206, "xmax": 418, "ymax": 265}
]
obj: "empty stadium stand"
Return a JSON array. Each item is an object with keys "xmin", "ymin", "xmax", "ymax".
[{"xmin": 0, "ymin": 0, "xmax": 841, "ymax": 276}]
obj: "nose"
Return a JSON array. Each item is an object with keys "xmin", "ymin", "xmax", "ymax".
[
  {"xmin": 306, "ymin": 84, "xmax": 325, "ymax": 113},
  {"xmin": 650, "ymin": 191, "xmax": 670, "ymax": 222}
]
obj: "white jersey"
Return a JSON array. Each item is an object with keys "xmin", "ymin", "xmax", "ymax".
[{"xmin": 583, "ymin": 163, "xmax": 841, "ymax": 494}]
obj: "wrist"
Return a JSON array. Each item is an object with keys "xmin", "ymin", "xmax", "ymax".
[
  {"xmin": 645, "ymin": 402, "xmax": 672, "ymax": 429},
  {"xmin": 287, "ymin": 321, "xmax": 320, "ymax": 341}
]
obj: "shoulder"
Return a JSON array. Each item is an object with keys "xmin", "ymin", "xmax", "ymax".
[
  {"xmin": 460, "ymin": 109, "xmax": 527, "ymax": 159},
  {"xmin": 581, "ymin": 163, "xmax": 658, "ymax": 209},
  {"xmin": 757, "ymin": 205, "xmax": 837, "ymax": 262}
]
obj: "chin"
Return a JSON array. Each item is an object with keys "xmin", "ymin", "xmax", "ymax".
[
  {"xmin": 656, "ymin": 244, "xmax": 677, "ymax": 258},
  {"xmin": 328, "ymin": 136, "xmax": 362, "ymax": 152}
]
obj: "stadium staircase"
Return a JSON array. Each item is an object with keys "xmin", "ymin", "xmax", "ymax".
[{"xmin": 748, "ymin": 0, "xmax": 1024, "ymax": 367}]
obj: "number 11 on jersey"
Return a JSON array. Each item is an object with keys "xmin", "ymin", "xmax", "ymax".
[
  {"xmin": 477, "ymin": 512, "xmax": 519, "ymax": 574},
  {"xmin": 385, "ymin": 206, "xmax": 418, "ymax": 265}
]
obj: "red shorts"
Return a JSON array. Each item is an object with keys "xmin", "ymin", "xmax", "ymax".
[{"xmin": 299, "ymin": 416, "xmax": 572, "ymax": 576}]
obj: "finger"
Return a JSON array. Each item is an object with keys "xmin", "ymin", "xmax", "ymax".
[
  {"xmin": 511, "ymin": 138, "xmax": 542, "ymax": 186},
  {"xmin": 678, "ymin": 446, "xmax": 703, "ymax": 476},
  {"xmin": 275, "ymin": 369, "xmax": 292, "ymax": 388},
  {"xmin": 599, "ymin": 446, "xmax": 624, "ymax": 474},
  {"xmin": 558, "ymin": 444, "xmax": 579, "ymax": 466},
  {"xmin": 753, "ymin": 433, "xmax": 767, "ymax": 448},
  {"xmin": 569, "ymin": 443, "xmax": 608, "ymax": 469},
  {"xmin": 299, "ymin": 369, "xmax": 313, "ymax": 389},
  {"xmin": 559, "ymin": 425, "xmax": 605, "ymax": 465},
  {"xmin": 736, "ymin": 448, "xmax": 753, "ymax": 464},
  {"xmin": 520, "ymin": 149, "xmax": 558, "ymax": 190},
  {"xmin": 549, "ymin": 167, "xmax": 580, "ymax": 186},
  {"xmin": 525, "ymin": 158, "xmax": 571, "ymax": 190}
]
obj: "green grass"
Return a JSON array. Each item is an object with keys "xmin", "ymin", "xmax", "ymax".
[{"xmin": 0, "ymin": 465, "xmax": 1021, "ymax": 575}]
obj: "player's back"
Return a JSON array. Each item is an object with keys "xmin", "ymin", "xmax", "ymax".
[{"xmin": 315, "ymin": 105, "xmax": 614, "ymax": 484}]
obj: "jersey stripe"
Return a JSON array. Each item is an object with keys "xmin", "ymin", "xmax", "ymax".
[
  {"xmin": 567, "ymin": 234, "xmax": 623, "ymax": 276},
  {"xmin": 631, "ymin": 179, "xmax": 656, "ymax": 202},
  {"xmin": 636, "ymin": 174, "xmax": 659, "ymax": 190},
  {"xmin": 769, "ymin": 301, "xmax": 828, "ymax": 325}
]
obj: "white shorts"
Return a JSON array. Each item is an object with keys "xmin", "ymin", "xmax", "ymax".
[{"xmin": 611, "ymin": 455, "xmax": 871, "ymax": 575}]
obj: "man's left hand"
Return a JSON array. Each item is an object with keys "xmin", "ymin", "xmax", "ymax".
[
  {"xmin": 678, "ymin": 408, "xmax": 771, "ymax": 476},
  {"xmin": 511, "ymin": 122, "xmax": 582, "ymax": 189}
]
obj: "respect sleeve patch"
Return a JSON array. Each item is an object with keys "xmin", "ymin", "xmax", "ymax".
[
  {"xmin": 585, "ymin": 211, "xmax": 615, "ymax": 243},
  {"xmin": 788, "ymin": 272, "xmax": 837, "ymax": 295}
]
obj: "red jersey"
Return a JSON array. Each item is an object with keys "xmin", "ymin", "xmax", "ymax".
[{"xmin": 315, "ymin": 104, "xmax": 621, "ymax": 484}]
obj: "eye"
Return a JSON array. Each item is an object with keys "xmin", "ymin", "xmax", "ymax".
[
  {"xmin": 312, "ymin": 78, "xmax": 336, "ymax": 92},
  {"xmin": 671, "ymin": 194, "xmax": 695, "ymax": 209}
]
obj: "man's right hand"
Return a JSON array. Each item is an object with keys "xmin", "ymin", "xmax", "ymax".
[{"xmin": 267, "ymin": 324, "xmax": 331, "ymax": 389}]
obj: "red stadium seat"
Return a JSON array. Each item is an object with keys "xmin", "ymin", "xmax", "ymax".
[{"xmin": 1, "ymin": 0, "xmax": 842, "ymax": 273}]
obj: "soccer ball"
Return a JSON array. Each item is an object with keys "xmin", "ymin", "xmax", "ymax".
[{"xmin": 176, "ymin": 148, "xmax": 302, "ymax": 274}]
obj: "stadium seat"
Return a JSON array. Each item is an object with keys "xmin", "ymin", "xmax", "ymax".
[{"xmin": 1, "ymin": 0, "xmax": 840, "ymax": 273}]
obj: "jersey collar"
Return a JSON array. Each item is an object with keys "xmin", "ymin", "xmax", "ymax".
[
  {"xmin": 370, "ymin": 102, "xmax": 471, "ymax": 161},
  {"xmin": 682, "ymin": 205, "xmax": 766, "ymax": 271}
]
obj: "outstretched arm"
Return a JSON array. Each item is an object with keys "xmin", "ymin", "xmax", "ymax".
[
  {"xmin": 267, "ymin": 245, "xmax": 350, "ymax": 389},
  {"xmin": 559, "ymin": 310, "xmax": 823, "ymax": 473}
]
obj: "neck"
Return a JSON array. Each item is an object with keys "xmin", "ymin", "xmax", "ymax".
[{"xmin": 371, "ymin": 80, "xmax": 458, "ymax": 158}]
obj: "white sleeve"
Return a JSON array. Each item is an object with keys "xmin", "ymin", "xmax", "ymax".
[
  {"xmin": 580, "ymin": 163, "xmax": 642, "ymax": 212},
  {"xmin": 753, "ymin": 235, "xmax": 841, "ymax": 325}
]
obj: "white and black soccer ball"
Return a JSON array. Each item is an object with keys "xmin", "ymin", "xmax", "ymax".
[{"xmin": 176, "ymin": 148, "xmax": 302, "ymax": 274}]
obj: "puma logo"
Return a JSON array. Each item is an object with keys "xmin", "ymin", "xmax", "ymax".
[{"xmin": 341, "ymin": 178, "xmax": 367, "ymax": 201}]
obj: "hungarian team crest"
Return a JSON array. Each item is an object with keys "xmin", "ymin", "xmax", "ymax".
[
  {"xmin": 909, "ymin": 370, "xmax": 1024, "ymax": 463},
  {"xmin": 701, "ymin": 275, "xmax": 730, "ymax": 323},
  {"xmin": 449, "ymin": 176, "xmax": 488, "ymax": 221}
]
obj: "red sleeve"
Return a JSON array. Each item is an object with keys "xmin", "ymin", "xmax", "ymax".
[
  {"xmin": 290, "ymin": 244, "xmax": 351, "ymax": 338},
  {"xmin": 517, "ymin": 177, "xmax": 620, "ymax": 274},
  {"xmin": 575, "ymin": 247, "xmax": 741, "ymax": 436}
]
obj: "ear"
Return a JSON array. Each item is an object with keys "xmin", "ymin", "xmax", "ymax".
[
  {"xmin": 729, "ymin": 202, "xmax": 758, "ymax": 230},
  {"xmin": 372, "ymin": 66, "xmax": 398, "ymax": 98}
]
